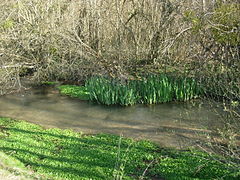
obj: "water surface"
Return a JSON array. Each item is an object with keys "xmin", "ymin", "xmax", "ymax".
[{"xmin": 0, "ymin": 86, "xmax": 224, "ymax": 148}]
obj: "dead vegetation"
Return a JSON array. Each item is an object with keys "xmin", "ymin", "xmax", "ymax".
[{"xmin": 0, "ymin": 0, "xmax": 239, "ymax": 84}]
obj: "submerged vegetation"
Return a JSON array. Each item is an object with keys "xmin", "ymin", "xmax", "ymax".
[
  {"xmin": 58, "ymin": 85, "xmax": 90, "ymax": 101},
  {"xmin": 0, "ymin": 117, "xmax": 239, "ymax": 180}
]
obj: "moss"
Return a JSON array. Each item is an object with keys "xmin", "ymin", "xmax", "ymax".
[
  {"xmin": 211, "ymin": 3, "xmax": 240, "ymax": 45},
  {"xmin": 58, "ymin": 85, "xmax": 90, "ymax": 100},
  {"xmin": 1, "ymin": 19, "xmax": 14, "ymax": 29}
]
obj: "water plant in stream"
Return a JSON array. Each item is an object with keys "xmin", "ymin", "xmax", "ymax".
[
  {"xmin": 85, "ymin": 75, "xmax": 202, "ymax": 106},
  {"xmin": 132, "ymin": 75, "xmax": 174, "ymax": 104},
  {"xmin": 58, "ymin": 85, "xmax": 90, "ymax": 100},
  {"xmin": 173, "ymin": 77, "xmax": 201, "ymax": 101},
  {"xmin": 86, "ymin": 77, "xmax": 138, "ymax": 106}
]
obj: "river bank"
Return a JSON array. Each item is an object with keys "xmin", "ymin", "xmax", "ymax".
[{"xmin": 0, "ymin": 117, "xmax": 239, "ymax": 180}]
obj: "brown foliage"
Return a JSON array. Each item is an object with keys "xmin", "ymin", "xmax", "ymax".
[{"xmin": 0, "ymin": 0, "xmax": 239, "ymax": 95}]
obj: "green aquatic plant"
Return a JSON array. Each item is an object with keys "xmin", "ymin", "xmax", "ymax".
[
  {"xmin": 58, "ymin": 85, "xmax": 90, "ymax": 100},
  {"xmin": 86, "ymin": 77, "xmax": 138, "ymax": 106},
  {"xmin": 116, "ymin": 84, "xmax": 138, "ymax": 106},
  {"xmin": 173, "ymin": 77, "xmax": 201, "ymax": 101},
  {"xmin": 86, "ymin": 75, "xmax": 202, "ymax": 106},
  {"xmin": 86, "ymin": 77, "xmax": 117, "ymax": 105},
  {"xmin": 58, "ymin": 75, "xmax": 202, "ymax": 106},
  {"xmin": 134, "ymin": 75, "xmax": 174, "ymax": 104}
]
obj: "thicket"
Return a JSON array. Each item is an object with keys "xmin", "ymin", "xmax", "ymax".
[{"xmin": 0, "ymin": 0, "xmax": 239, "ymax": 96}]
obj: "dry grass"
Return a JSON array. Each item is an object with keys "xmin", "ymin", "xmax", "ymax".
[{"xmin": 0, "ymin": 0, "xmax": 238, "ymax": 82}]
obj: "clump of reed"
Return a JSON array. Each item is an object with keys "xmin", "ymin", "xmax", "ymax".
[
  {"xmin": 86, "ymin": 75, "xmax": 202, "ymax": 106},
  {"xmin": 86, "ymin": 77, "xmax": 138, "ymax": 106}
]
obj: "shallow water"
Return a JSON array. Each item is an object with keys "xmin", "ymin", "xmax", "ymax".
[{"xmin": 0, "ymin": 86, "xmax": 225, "ymax": 148}]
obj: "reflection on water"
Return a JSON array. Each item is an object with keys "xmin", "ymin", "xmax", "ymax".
[{"xmin": 0, "ymin": 86, "xmax": 224, "ymax": 148}]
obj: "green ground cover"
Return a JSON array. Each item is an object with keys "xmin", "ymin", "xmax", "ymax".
[
  {"xmin": 58, "ymin": 85, "xmax": 90, "ymax": 100},
  {"xmin": 0, "ymin": 117, "xmax": 239, "ymax": 180}
]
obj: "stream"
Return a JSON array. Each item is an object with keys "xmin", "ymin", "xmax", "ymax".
[{"xmin": 0, "ymin": 86, "xmax": 226, "ymax": 148}]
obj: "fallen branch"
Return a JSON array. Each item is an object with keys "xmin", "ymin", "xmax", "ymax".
[{"xmin": 0, "ymin": 63, "xmax": 35, "ymax": 69}]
